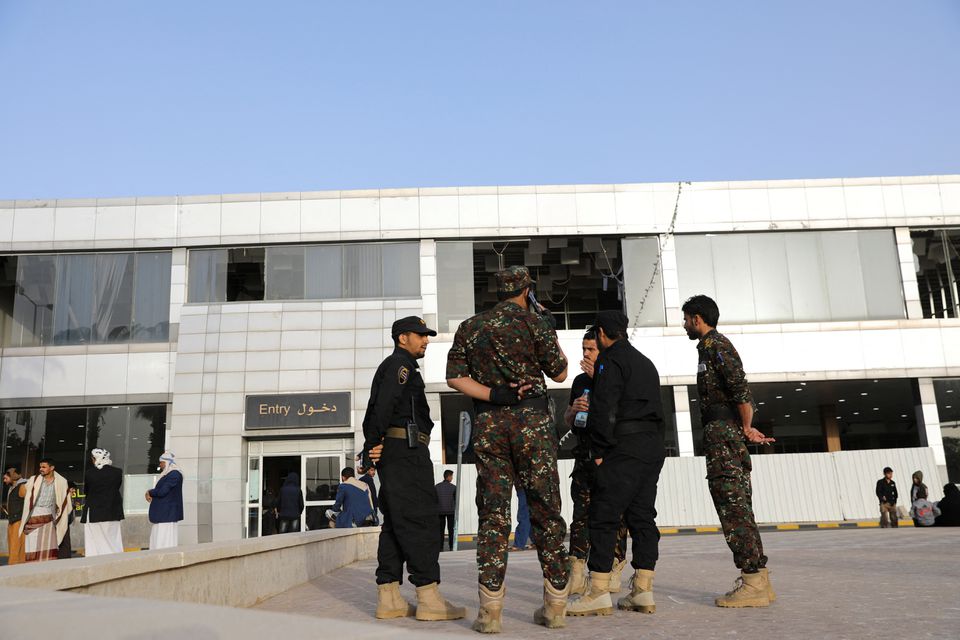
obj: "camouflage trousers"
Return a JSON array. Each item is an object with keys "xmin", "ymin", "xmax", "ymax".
[
  {"xmin": 704, "ymin": 435, "xmax": 767, "ymax": 573},
  {"xmin": 474, "ymin": 406, "xmax": 569, "ymax": 590},
  {"xmin": 569, "ymin": 460, "xmax": 627, "ymax": 562}
]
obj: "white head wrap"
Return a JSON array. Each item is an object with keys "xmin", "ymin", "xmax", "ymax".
[
  {"xmin": 158, "ymin": 451, "xmax": 179, "ymax": 478},
  {"xmin": 91, "ymin": 448, "xmax": 113, "ymax": 470}
]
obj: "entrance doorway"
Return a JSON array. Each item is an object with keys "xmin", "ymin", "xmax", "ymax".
[{"xmin": 244, "ymin": 447, "xmax": 347, "ymax": 538}]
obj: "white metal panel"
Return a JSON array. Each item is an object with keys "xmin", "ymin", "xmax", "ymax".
[
  {"xmin": 434, "ymin": 447, "xmax": 940, "ymax": 535},
  {"xmin": 831, "ymin": 447, "xmax": 942, "ymax": 520}
]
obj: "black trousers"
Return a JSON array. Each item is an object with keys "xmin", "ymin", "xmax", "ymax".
[
  {"xmin": 588, "ymin": 437, "xmax": 665, "ymax": 573},
  {"xmin": 439, "ymin": 513, "xmax": 455, "ymax": 550},
  {"xmin": 278, "ymin": 517, "xmax": 301, "ymax": 533},
  {"xmin": 376, "ymin": 442, "xmax": 442, "ymax": 586}
]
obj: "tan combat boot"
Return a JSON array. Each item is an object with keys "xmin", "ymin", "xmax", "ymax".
[
  {"xmin": 607, "ymin": 558, "xmax": 628, "ymax": 593},
  {"xmin": 415, "ymin": 582, "xmax": 466, "ymax": 621},
  {"xmin": 568, "ymin": 557, "xmax": 587, "ymax": 596},
  {"xmin": 533, "ymin": 579, "xmax": 569, "ymax": 628},
  {"xmin": 472, "ymin": 583, "xmax": 505, "ymax": 634},
  {"xmin": 375, "ymin": 582, "xmax": 416, "ymax": 619},
  {"xmin": 759, "ymin": 568, "xmax": 776, "ymax": 602},
  {"xmin": 714, "ymin": 571, "xmax": 771, "ymax": 608},
  {"xmin": 566, "ymin": 572, "xmax": 614, "ymax": 617},
  {"xmin": 617, "ymin": 569, "xmax": 655, "ymax": 613}
]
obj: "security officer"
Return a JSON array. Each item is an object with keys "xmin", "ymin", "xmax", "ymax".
[
  {"xmin": 362, "ymin": 316, "xmax": 465, "ymax": 622},
  {"xmin": 562, "ymin": 328, "xmax": 629, "ymax": 596},
  {"xmin": 681, "ymin": 294, "xmax": 775, "ymax": 607},
  {"xmin": 566, "ymin": 310, "xmax": 666, "ymax": 617},
  {"xmin": 446, "ymin": 266, "xmax": 570, "ymax": 633}
]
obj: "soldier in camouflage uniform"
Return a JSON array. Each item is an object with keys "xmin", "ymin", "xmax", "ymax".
[
  {"xmin": 682, "ymin": 294, "xmax": 776, "ymax": 608},
  {"xmin": 563, "ymin": 328, "xmax": 628, "ymax": 596},
  {"xmin": 446, "ymin": 266, "xmax": 570, "ymax": 633}
]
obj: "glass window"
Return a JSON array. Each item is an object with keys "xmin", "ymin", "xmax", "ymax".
[
  {"xmin": 677, "ymin": 230, "xmax": 904, "ymax": 324},
  {"xmin": 913, "ymin": 229, "xmax": 958, "ymax": 319},
  {"xmin": 343, "ymin": 244, "xmax": 382, "ymax": 298},
  {"xmin": 785, "ymin": 233, "xmax": 830, "ymax": 322},
  {"xmin": 187, "ymin": 249, "xmax": 228, "ymax": 303},
  {"xmin": 0, "ymin": 404, "xmax": 166, "ymax": 491},
  {"xmin": 127, "ymin": 405, "xmax": 165, "ymax": 474},
  {"xmin": 437, "ymin": 242, "xmax": 476, "ymax": 333},
  {"xmin": 0, "ymin": 256, "xmax": 18, "ymax": 346},
  {"xmin": 381, "ymin": 243, "xmax": 420, "ymax": 298},
  {"xmin": 621, "ymin": 237, "xmax": 665, "ymax": 328},
  {"xmin": 748, "ymin": 233, "xmax": 793, "ymax": 322},
  {"xmin": 688, "ymin": 379, "xmax": 919, "ymax": 455},
  {"xmin": 92, "ymin": 253, "xmax": 135, "ymax": 343},
  {"xmin": 132, "ymin": 252, "xmax": 171, "ymax": 342},
  {"xmin": 304, "ymin": 245, "xmax": 343, "ymax": 299},
  {"xmin": 86, "ymin": 406, "xmax": 128, "ymax": 471},
  {"xmin": 41, "ymin": 407, "xmax": 88, "ymax": 483},
  {"xmin": 13, "ymin": 255, "xmax": 57, "ymax": 346},
  {"xmin": 226, "ymin": 248, "xmax": 265, "ymax": 301},
  {"xmin": 53, "ymin": 254, "xmax": 97, "ymax": 344},
  {"xmin": 932, "ymin": 379, "xmax": 960, "ymax": 483},
  {"xmin": 265, "ymin": 246, "xmax": 306, "ymax": 300},
  {"xmin": 304, "ymin": 456, "xmax": 340, "ymax": 502}
]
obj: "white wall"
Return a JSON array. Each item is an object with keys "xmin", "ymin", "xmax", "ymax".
[{"xmin": 436, "ymin": 446, "xmax": 942, "ymax": 534}]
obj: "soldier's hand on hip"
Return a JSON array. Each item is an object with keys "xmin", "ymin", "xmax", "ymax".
[
  {"xmin": 489, "ymin": 384, "xmax": 521, "ymax": 405},
  {"xmin": 743, "ymin": 426, "xmax": 775, "ymax": 445},
  {"xmin": 368, "ymin": 444, "xmax": 384, "ymax": 463}
]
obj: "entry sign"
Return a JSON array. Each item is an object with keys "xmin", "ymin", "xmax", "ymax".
[{"xmin": 245, "ymin": 393, "xmax": 351, "ymax": 429}]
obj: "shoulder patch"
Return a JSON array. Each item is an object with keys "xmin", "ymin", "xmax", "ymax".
[{"xmin": 398, "ymin": 366, "xmax": 410, "ymax": 385}]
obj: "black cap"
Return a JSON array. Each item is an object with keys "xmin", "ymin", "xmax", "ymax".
[
  {"xmin": 593, "ymin": 310, "xmax": 629, "ymax": 336},
  {"xmin": 391, "ymin": 315, "xmax": 437, "ymax": 338}
]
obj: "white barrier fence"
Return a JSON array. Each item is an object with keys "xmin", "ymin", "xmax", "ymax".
[{"xmin": 436, "ymin": 447, "xmax": 943, "ymax": 535}]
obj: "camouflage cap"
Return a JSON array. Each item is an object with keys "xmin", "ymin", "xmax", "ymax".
[{"xmin": 495, "ymin": 266, "xmax": 535, "ymax": 294}]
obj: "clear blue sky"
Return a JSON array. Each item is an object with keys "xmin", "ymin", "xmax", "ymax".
[{"xmin": 1, "ymin": 1, "xmax": 958, "ymax": 200}]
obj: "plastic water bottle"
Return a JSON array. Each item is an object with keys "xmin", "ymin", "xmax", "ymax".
[{"xmin": 573, "ymin": 389, "xmax": 590, "ymax": 428}]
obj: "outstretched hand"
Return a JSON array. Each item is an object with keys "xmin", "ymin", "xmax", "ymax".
[{"xmin": 744, "ymin": 426, "xmax": 775, "ymax": 445}]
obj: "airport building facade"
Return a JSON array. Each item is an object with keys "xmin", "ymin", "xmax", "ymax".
[{"xmin": 1, "ymin": 174, "xmax": 958, "ymax": 544}]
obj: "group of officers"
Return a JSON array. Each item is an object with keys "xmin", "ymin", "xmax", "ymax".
[{"xmin": 361, "ymin": 265, "xmax": 776, "ymax": 633}]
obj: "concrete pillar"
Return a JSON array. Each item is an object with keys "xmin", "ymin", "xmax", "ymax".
[
  {"xmin": 820, "ymin": 404, "xmax": 841, "ymax": 452},
  {"xmin": 916, "ymin": 378, "xmax": 948, "ymax": 483},
  {"xmin": 895, "ymin": 228, "xmax": 924, "ymax": 320},
  {"xmin": 674, "ymin": 386, "xmax": 695, "ymax": 457}
]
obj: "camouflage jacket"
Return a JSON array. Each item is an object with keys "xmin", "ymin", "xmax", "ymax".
[
  {"xmin": 446, "ymin": 301, "xmax": 567, "ymax": 397},
  {"xmin": 696, "ymin": 329, "xmax": 753, "ymax": 439}
]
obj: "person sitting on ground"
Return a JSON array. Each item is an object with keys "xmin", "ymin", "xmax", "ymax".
[
  {"xmin": 910, "ymin": 495, "xmax": 940, "ymax": 527},
  {"xmin": 934, "ymin": 484, "xmax": 960, "ymax": 527},
  {"xmin": 326, "ymin": 467, "xmax": 375, "ymax": 528}
]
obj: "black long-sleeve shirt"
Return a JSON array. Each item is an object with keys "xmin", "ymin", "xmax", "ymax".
[
  {"xmin": 876, "ymin": 478, "xmax": 898, "ymax": 505},
  {"xmin": 362, "ymin": 347, "xmax": 434, "ymax": 455},
  {"xmin": 586, "ymin": 339, "xmax": 664, "ymax": 459}
]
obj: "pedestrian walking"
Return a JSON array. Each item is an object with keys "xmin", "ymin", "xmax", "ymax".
[
  {"xmin": 326, "ymin": 467, "xmax": 375, "ymax": 528},
  {"xmin": 19, "ymin": 458, "xmax": 72, "ymax": 562},
  {"xmin": 435, "ymin": 470, "xmax": 457, "ymax": 551},
  {"xmin": 682, "ymin": 295, "xmax": 775, "ymax": 608},
  {"xmin": 3, "ymin": 465, "xmax": 27, "ymax": 564},
  {"xmin": 447, "ymin": 265, "xmax": 571, "ymax": 632},
  {"xmin": 278, "ymin": 472, "xmax": 304, "ymax": 533}
]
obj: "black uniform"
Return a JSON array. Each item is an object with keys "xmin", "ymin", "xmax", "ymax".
[
  {"xmin": 363, "ymin": 346, "xmax": 441, "ymax": 587},
  {"xmin": 586, "ymin": 338, "xmax": 666, "ymax": 573}
]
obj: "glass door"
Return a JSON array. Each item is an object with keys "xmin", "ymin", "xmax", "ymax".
[
  {"xmin": 245, "ymin": 455, "xmax": 262, "ymax": 538},
  {"xmin": 302, "ymin": 454, "xmax": 343, "ymax": 531}
]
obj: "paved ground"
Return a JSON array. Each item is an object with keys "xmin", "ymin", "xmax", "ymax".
[{"xmin": 257, "ymin": 528, "xmax": 960, "ymax": 639}]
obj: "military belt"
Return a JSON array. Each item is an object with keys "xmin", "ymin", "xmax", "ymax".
[
  {"xmin": 385, "ymin": 426, "xmax": 430, "ymax": 446},
  {"xmin": 473, "ymin": 395, "xmax": 549, "ymax": 415},
  {"xmin": 701, "ymin": 404, "xmax": 737, "ymax": 425}
]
